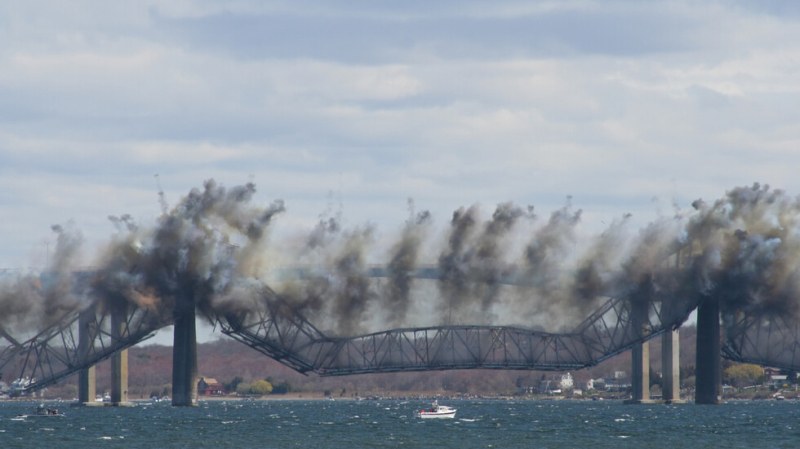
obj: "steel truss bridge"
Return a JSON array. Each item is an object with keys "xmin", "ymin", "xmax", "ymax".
[
  {"xmin": 0, "ymin": 303, "xmax": 168, "ymax": 393},
  {"xmin": 2, "ymin": 273, "xmax": 800, "ymax": 394}
]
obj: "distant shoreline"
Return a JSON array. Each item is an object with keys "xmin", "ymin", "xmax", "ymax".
[
  {"xmin": 196, "ymin": 393, "xmax": 329, "ymax": 401},
  {"xmin": 5, "ymin": 389, "xmax": 797, "ymax": 403}
]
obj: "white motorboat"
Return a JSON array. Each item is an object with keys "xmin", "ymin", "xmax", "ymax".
[{"xmin": 418, "ymin": 400, "xmax": 456, "ymax": 419}]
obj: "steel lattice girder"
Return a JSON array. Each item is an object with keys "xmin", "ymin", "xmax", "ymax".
[
  {"xmin": 313, "ymin": 326, "xmax": 587, "ymax": 375},
  {"xmin": 218, "ymin": 286, "xmax": 702, "ymax": 376},
  {"xmin": 0, "ymin": 305, "xmax": 163, "ymax": 394},
  {"xmin": 217, "ymin": 286, "xmax": 329, "ymax": 373},
  {"xmin": 10, "ymin": 266, "xmax": 800, "ymax": 388},
  {"xmin": 315, "ymin": 297, "xmax": 697, "ymax": 375},
  {"xmin": 0, "ymin": 328, "xmax": 26, "ymax": 375},
  {"xmin": 722, "ymin": 309, "xmax": 800, "ymax": 371}
]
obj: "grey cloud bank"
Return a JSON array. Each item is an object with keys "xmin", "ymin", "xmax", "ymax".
[
  {"xmin": 155, "ymin": 5, "xmax": 694, "ymax": 62},
  {"xmin": 1, "ymin": 0, "xmax": 799, "ymax": 273}
]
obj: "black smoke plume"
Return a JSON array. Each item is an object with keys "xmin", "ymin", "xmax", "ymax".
[
  {"xmin": 6, "ymin": 181, "xmax": 800, "ymax": 346},
  {"xmin": 383, "ymin": 204, "xmax": 432, "ymax": 327}
]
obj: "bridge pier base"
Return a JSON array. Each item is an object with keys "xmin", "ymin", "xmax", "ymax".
[
  {"xmin": 77, "ymin": 307, "xmax": 96, "ymax": 404},
  {"xmin": 110, "ymin": 307, "xmax": 131, "ymax": 406},
  {"xmin": 78, "ymin": 366, "xmax": 96, "ymax": 404},
  {"xmin": 625, "ymin": 340, "xmax": 654, "ymax": 404},
  {"xmin": 172, "ymin": 297, "xmax": 198, "ymax": 407},
  {"xmin": 662, "ymin": 329, "xmax": 684, "ymax": 403},
  {"xmin": 625, "ymin": 293, "xmax": 654, "ymax": 405},
  {"xmin": 695, "ymin": 296, "xmax": 721, "ymax": 404}
]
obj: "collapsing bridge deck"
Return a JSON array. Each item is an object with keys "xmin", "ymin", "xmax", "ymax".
[
  {"xmin": 217, "ymin": 285, "xmax": 699, "ymax": 376},
  {"xmin": 3, "ymin": 281, "xmax": 800, "ymax": 393}
]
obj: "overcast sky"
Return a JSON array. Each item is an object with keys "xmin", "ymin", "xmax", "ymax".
[{"xmin": 2, "ymin": 0, "xmax": 800, "ymax": 270}]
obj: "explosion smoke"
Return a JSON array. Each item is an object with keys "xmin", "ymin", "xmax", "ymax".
[
  {"xmin": 515, "ymin": 201, "xmax": 584, "ymax": 328},
  {"xmin": 89, "ymin": 180, "xmax": 286, "ymax": 329},
  {"xmin": 682, "ymin": 184, "xmax": 800, "ymax": 318},
  {"xmin": 0, "ymin": 222, "xmax": 86, "ymax": 334},
  {"xmin": 437, "ymin": 205, "xmax": 479, "ymax": 323},
  {"xmin": 4, "ymin": 181, "xmax": 800, "ymax": 347},
  {"xmin": 384, "ymin": 205, "xmax": 431, "ymax": 327}
]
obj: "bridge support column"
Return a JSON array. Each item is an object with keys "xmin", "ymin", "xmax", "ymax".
[
  {"xmin": 626, "ymin": 291, "xmax": 653, "ymax": 404},
  {"xmin": 661, "ymin": 329, "xmax": 683, "ymax": 403},
  {"xmin": 172, "ymin": 296, "xmax": 198, "ymax": 407},
  {"xmin": 78, "ymin": 366, "xmax": 96, "ymax": 404},
  {"xmin": 77, "ymin": 307, "xmax": 96, "ymax": 404},
  {"xmin": 110, "ymin": 307, "xmax": 130, "ymax": 406},
  {"xmin": 695, "ymin": 296, "xmax": 721, "ymax": 404},
  {"xmin": 627, "ymin": 340, "xmax": 652, "ymax": 403}
]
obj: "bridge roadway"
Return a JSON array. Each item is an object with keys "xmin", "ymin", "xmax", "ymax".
[
  {"xmin": 1, "ymin": 270, "xmax": 799, "ymax": 395},
  {"xmin": 217, "ymin": 285, "xmax": 697, "ymax": 376}
]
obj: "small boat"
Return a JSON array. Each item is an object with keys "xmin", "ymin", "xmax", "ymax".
[
  {"xmin": 14, "ymin": 405, "xmax": 65, "ymax": 419},
  {"xmin": 34, "ymin": 404, "xmax": 64, "ymax": 416},
  {"xmin": 418, "ymin": 400, "xmax": 456, "ymax": 419}
]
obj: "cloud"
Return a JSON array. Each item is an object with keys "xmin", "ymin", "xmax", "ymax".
[
  {"xmin": 151, "ymin": 2, "xmax": 700, "ymax": 63},
  {"xmin": 0, "ymin": 0, "xmax": 799, "ymax": 273}
]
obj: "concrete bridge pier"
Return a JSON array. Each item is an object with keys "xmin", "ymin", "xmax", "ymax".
[
  {"xmin": 77, "ymin": 306, "xmax": 96, "ymax": 404},
  {"xmin": 627, "ymin": 328, "xmax": 683, "ymax": 404},
  {"xmin": 695, "ymin": 296, "xmax": 721, "ymax": 404},
  {"xmin": 628, "ymin": 339, "xmax": 652, "ymax": 404},
  {"xmin": 661, "ymin": 329, "xmax": 682, "ymax": 403},
  {"xmin": 626, "ymin": 297, "xmax": 653, "ymax": 404},
  {"xmin": 110, "ymin": 306, "xmax": 131, "ymax": 406},
  {"xmin": 76, "ymin": 304, "xmax": 133, "ymax": 406},
  {"xmin": 171, "ymin": 296, "xmax": 198, "ymax": 406}
]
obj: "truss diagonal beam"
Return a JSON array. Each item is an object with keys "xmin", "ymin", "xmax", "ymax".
[
  {"xmin": 218, "ymin": 285, "xmax": 702, "ymax": 376},
  {"xmin": 722, "ymin": 309, "xmax": 800, "ymax": 371},
  {"xmin": 10, "ymin": 266, "xmax": 800, "ymax": 394},
  {"xmin": 0, "ymin": 305, "xmax": 163, "ymax": 394}
]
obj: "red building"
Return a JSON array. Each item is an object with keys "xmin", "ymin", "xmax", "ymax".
[{"xmin": 197, "ymin": 377, "xmax": 226, "ymax": 396}]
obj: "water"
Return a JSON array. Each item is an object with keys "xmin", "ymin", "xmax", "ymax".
[{"xmin": 1, "ymin": 398, "xmax": 799, "ymax": 448}]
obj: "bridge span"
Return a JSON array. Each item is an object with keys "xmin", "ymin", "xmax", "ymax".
[
  {"xmin": 217, "ymin": 285, "xmax": 698, "ymax": 376},
  {"xmin": 3, "ymin": 270, "xmax": 798, "ymax": 406}
]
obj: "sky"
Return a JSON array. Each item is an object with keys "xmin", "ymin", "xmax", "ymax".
[{"xmin": 2, "ymin": 0, "xmax": 800, "ymax": 275}]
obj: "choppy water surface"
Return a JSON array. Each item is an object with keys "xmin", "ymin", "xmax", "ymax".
[{"xmin": 1, "ymin": 398, "xmax": 799, "ymax": 448}]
